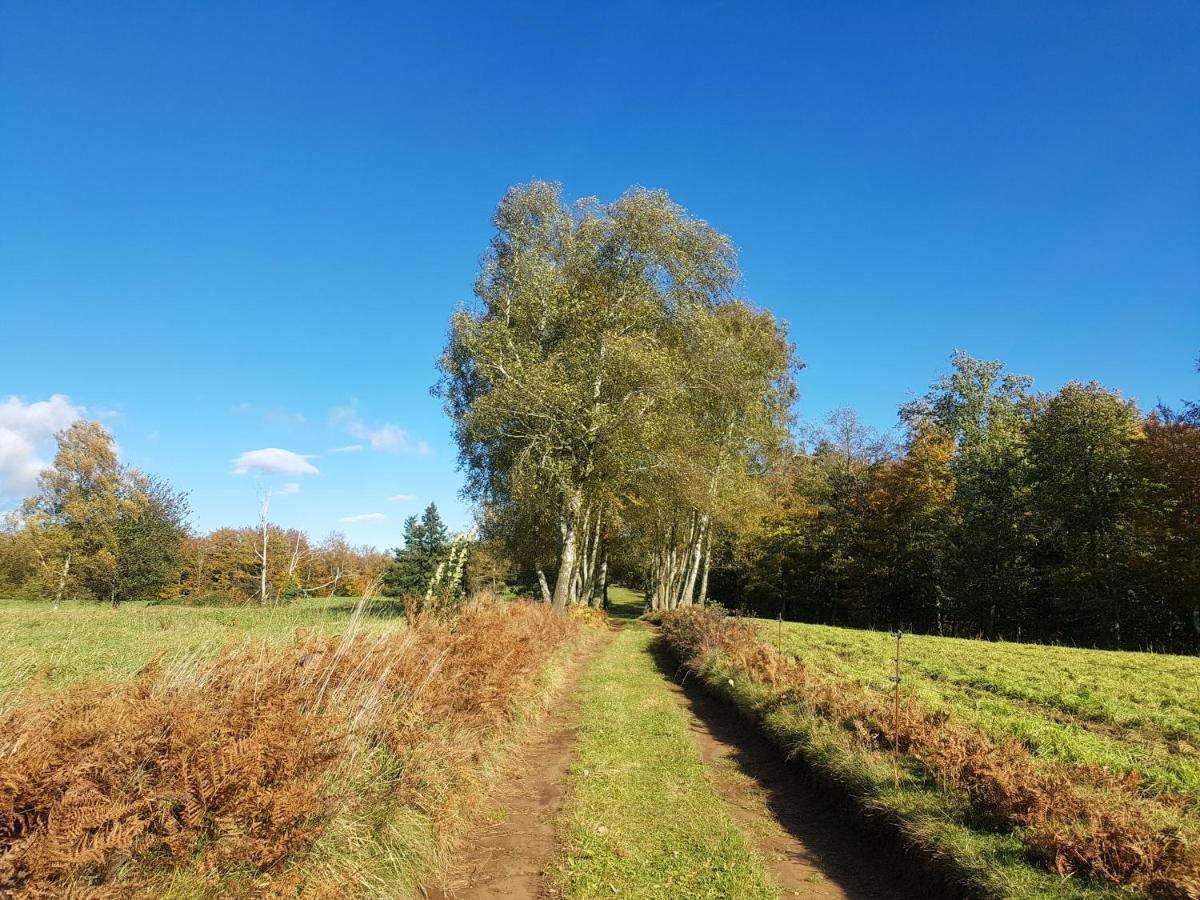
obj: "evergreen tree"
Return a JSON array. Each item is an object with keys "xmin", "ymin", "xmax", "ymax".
[{"xmin": 383, "ymin": 503, "xmax": 450, "ymax": 597}]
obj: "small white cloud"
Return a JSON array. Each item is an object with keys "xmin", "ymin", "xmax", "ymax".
[
  {"xmin": 330, "ymin": 404, "xmax": 418, "ymax": 453},
  {"xmin": 0, "ymin": 394, "xmax": 85, "ymax": 497},
  {"xmin": 417, "ymin": 440, "xmax": 432, "ymax": 456},
  {"xmin": 388, "ymin": 493, "xmax": 416, "ymax": 502},
  {"xmin": 232, "ymin": 448, "xmax": 319, "ymax": 476},
  {"xmin": 340, "ymin": 512, "xmax": 386, "ymax": 523},
  {"xmin": 329, "ymin": 444, "xmax": 364, "ymax": 453},
  {"xmin": 263, "ymin": 408, "xmax": 306, "ymax": 426},
  {"xmin": 272, "ymin": 482, "xmax": 301, "ymax": 496}
]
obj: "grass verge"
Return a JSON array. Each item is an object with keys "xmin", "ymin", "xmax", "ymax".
[{"xmin": 556, "ymin": 588, "xmax": 779, "ymax": 899}]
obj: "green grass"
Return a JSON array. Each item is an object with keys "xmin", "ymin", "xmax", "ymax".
[
  {"xmin": 558, "ymin": 587, "xmax": 779, "ymax": 900},
  {"xmin": 757, "ymin": 619, "xmax": 1200, "ymax": 799},
  {"xmin": 671, "ymin": 620, "xmax": 1132, "ymax": 899},
  {"xmin": 0, "ymin": 595, "xmax": 402, "ymax": 707}
]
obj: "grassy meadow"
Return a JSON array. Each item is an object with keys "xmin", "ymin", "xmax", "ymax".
[
  {"xmin": 660, "ymin": 609, "xmax": 1200, "ymax": 898},
  {"xmin": 757, "ymin": 619, "xmax": 1200, "ymax": 798},
  {"xmin": 0, "ymin": 595, "xmax": 403, "ymax": 708}
]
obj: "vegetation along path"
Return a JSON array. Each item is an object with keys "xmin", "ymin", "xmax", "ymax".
[
  {"xmin": 426, "ymin": 621, "xmax": 615, "ymax": 900},
  {"xmin": 555, "ymin": 588, "xmax": 918, "ymax": 899}
]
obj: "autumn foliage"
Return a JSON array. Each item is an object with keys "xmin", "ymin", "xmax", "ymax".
[
  {"xmin": 659, "ymin": 607, "xmax": 1200, "ymax": 898},
  {"xmin": 0, "ymin": 601, "xmax": 576, "ymax": 897}
]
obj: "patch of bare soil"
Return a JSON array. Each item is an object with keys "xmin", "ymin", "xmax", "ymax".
[
  {"xmin": 653, "ymin": 648, "xmax": 919, "ymax": 900},
  {"xmin": 423, "ymin": 627, "xmax": 614, "ymax": 900}
]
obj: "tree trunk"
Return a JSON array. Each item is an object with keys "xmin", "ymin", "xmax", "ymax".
[
  {"xmin": 53, "ymin": 553, "xmax": 71, "ymax": 612},
  {"xmin": 552, "ymin": 490, "xmax": 583, "ymax": 613},
  {"xmin": 680, "ymin": 514, "xmax": 707, "ymax": 607},
  {"xmin": 594, "ymin": 551, "xmax": 608, "ymax": 608},
  {"xmin": 537, "ymin": 568, "xmax": 553, "ymax": 604},
  {"xmin": 259, "ymin": 495, "xmax": 270, "ymax": 605},
  {"xmin": 698, "ymin": 536, "xmax": 711, "ymax": 607}
]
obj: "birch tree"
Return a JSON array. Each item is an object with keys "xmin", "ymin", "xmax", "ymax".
[{"xmin": 439, "ymin": 182, "xmax": 743, "ymax": 612}]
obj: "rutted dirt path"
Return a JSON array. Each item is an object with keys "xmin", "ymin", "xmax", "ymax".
[
  {"xmin": 424, "ymin": 627, "xmax": 614, "ymax": 900},
  {"xmin": 652, "ymin": 646, "xmax": 917, "ymax": 900},
  {"xmin": 428, "ymin": 608, "xmax": 918, "ymax": 900}
]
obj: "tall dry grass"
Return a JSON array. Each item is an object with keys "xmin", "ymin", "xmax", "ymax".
[{"xmin": 0, "ymin": 600, "xmax": 576, "ymax": 897}]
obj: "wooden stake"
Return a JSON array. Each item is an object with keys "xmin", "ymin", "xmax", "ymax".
[{"xmin": 890, "ymin": 630, "xmax": 903, "ymax": 788}]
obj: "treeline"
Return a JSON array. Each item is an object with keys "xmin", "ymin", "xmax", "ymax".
[
  {"xmin": 0, "ymin": 420, "xmax": 388, "ymax": 604},
  {"xmin": 722, "ymin": 352, "xmax": 1200, "ymax": 653},
  {"xmin": 438, "ymin": 182, "xmax": 796, "ymax": 614}
]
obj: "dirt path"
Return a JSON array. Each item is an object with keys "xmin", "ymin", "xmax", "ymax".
[
  {"xmin": 652, "ymin": 647, "xmax": 918, "ymax": 900},
  {"xmin": 425, "ymin": 628, "xmax": 613, "ymax": 900}
]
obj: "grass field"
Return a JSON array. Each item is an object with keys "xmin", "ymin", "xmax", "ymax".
[
  {"xmin": 558, "ymin": 588, "xmax": 779, "ymax": 899},
  {"xmin": 757, "ymin": 619, "xmax": 1200, "ymax": 798},
  {"xmin": 0, "ymin": 596, "xmax": 401, "ymax": 708},
  {"xmin": 660, "ymin": 608, "xmax": 1200, "ymax": 898}
]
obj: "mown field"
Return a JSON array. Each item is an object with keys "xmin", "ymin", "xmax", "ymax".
[
  {"xmin": 0, "ymin": 596, "xmax": 402, "ymax": 708},
  {"xmin": 661, "ymin": 609, "xmax": 1200, "ymax": 899},
  {"xmin": 757, "ymin": 620, "xmax": 1200, "ymax": 797}
]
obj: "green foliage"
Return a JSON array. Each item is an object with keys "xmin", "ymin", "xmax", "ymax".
[
  {"xmin": 729, "ymin": 352, "xmax": 1200, "ymax": 651},
  {"xmin": 382, "ymin": 503, "xmax": 450, "ymax": 598},
  {"xmin": 439, "ymin": 182, "xmax": 796, "ymax": 611}
]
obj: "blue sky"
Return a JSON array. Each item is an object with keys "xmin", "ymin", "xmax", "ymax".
[{"xmin": 1, "ymin": 1, "xmax": 1197, "ymax": 546}]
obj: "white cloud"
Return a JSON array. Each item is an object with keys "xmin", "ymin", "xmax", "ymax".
[
  {"xmin": 417, "ymin": 440, "xmax": 432, "ymax": 456},
  {"xmin": 340, "ymin": 512, "xmax": 386, "ymax": 523},
  {"xmin": 232, "ymin": 448, "xmax": 319, "ymax": 476},
  {"xmin": 272, "ymin": 482, "xmax": 301, "ymax": 496},
  {"xmin": 388, "ymin": 493, "xmax": 416, "ymax": 502},
  {"xmin": 0, "ymin": 394, "xmax": 84, "ymax": 497},
  {"xmin": 329, "ymin": 444, "xmax": 364, "ymax": 453},
  {"xmin": 330, "ymin": 404, "xmax": 417, "ymax": 453}
]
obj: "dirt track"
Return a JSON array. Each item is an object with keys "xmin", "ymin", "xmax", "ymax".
[
  {"xmin": 654, "ymin": 648, "xmax": 916, "ymax": 899},
  {"xmin": 430, "ymin": 621, "xmax": 917, "ymax": 899}
]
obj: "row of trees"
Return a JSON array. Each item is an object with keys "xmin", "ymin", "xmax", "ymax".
[
  {"xmin": 439, "ymin": 182, "xmax": 796, "ymax": 613},
  {"xmin": 726, "ymin": 352, "xmax": 1200, "ymax": 652},
  {"xmin": 0, "ymin": 420, "xmax": 391, "ymax": 604}
]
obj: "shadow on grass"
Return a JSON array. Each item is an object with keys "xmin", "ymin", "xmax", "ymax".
[
  {"xmin": 603, "ymin": 587, "xmax": 647, "ymax": 622},
  {"xmin": 647, "ymin": 638, "xmax": 924, "ymax": 900}
]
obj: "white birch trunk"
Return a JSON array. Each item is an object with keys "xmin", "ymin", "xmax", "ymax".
[{"xmin": 698, "ymin": 531, "xmax": 712, "ymax": 606}]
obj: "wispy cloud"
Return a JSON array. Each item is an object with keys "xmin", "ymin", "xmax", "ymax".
[
  {"xmin": 232, "ymin": 448, "xmax": 319, "ymax": 476},
  {"xmin": 0, "ymin": 394, "xmax": 84, "ymax": 497},
  {"xmin": 340, "ymin": 512, "xmax": 386, "ymax": 523},
  {"xmin": 263, "ymin": 408, "xmax": 306, "ymax": 426},
  {"xmin": 330, "ymin": 403, "xmax": 419, "ymax": 453},
  {"xmin": 329, "ymin": 444, "xmax": 364, "ymax": 453},
  {"xmin": 272, "ymin": 482, "xmax": 301, "ymax": 496},
  {"xmin": 232, "ymin": 402, "xmax": 306, "ymax": 426},
  {"xmin": 388, "ymin": 493, "xmax": 416, "ymax": 502}
]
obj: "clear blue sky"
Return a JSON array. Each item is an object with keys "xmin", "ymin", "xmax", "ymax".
[{"xmin": 2, "ymin": 1, "xmax": 1197, "ymax": 546}]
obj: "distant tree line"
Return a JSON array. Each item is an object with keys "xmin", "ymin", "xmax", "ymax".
[
  {"xmin": 0, "ymin": 421, "xmax": 391, "ymax": 605},
  {"xmin": 719, "ymin": 352, "xmax": 1200, "ymax": 653}
]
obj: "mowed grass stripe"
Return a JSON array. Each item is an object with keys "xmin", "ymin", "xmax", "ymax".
[
  {"xmin": 559, "ymin": 598, "xmax": 778, "ymax": 900},
  {"xmin": 759, "ymin": 618, "xmax": 1200, "ymax": 798}
]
